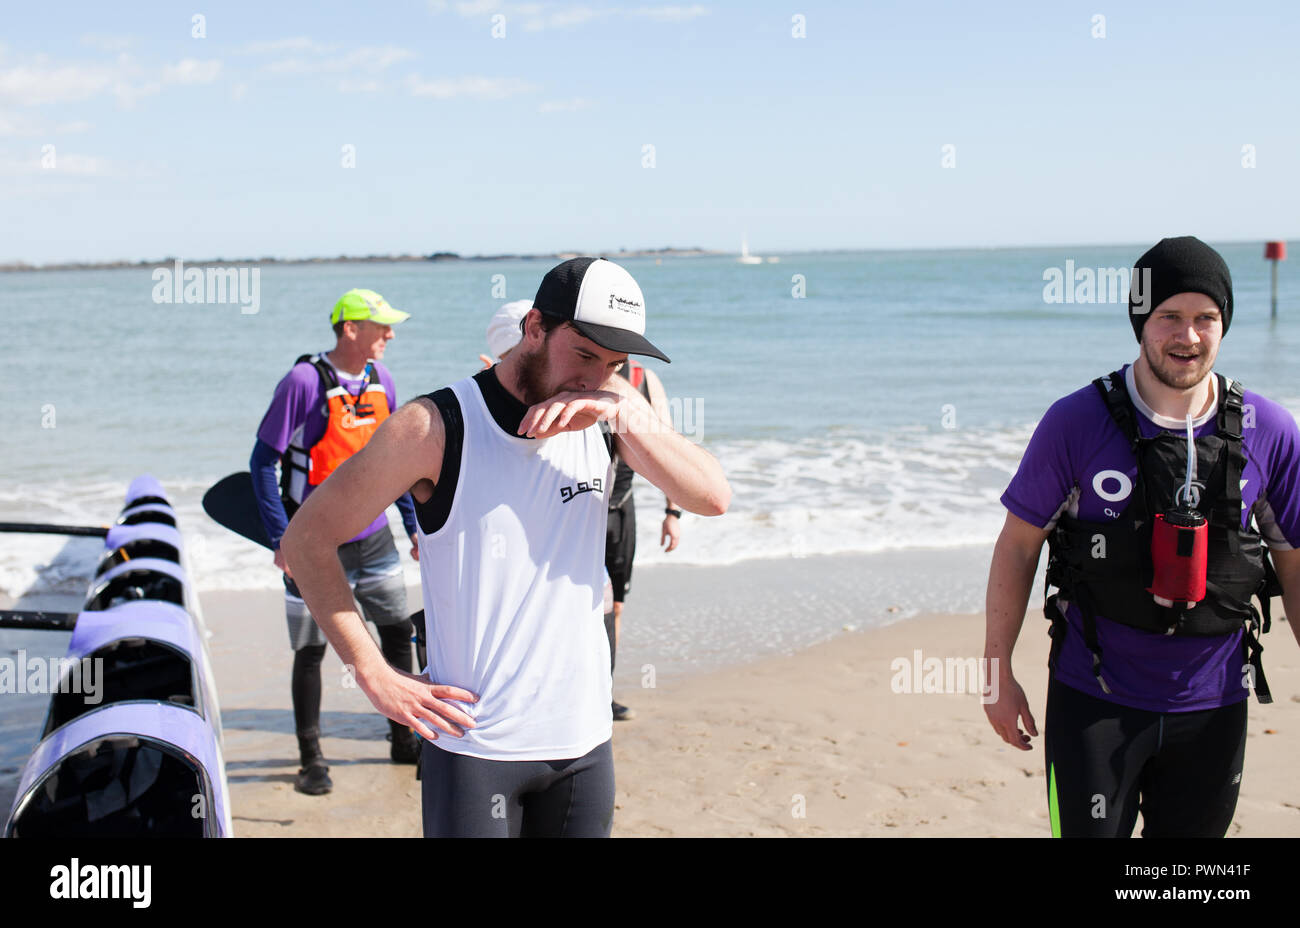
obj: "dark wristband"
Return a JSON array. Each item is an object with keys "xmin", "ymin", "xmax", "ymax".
[{"xmin": 664, "ymin": 508, "xmax": 683, "ymax": 519}]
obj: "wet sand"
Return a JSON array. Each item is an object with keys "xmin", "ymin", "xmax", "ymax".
[{"xmin": 194, "ymin": 564, "xmax": 1300, "ymax": 838}]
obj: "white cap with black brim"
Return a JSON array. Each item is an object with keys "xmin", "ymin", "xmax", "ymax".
[{"xmin": 532, "ymin": 257, "xmax": 671, "ymax": 362}]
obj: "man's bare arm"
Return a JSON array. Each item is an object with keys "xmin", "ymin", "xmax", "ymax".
[
  {"xmin": 642, "ymin": 369, "xmax": 686, "ymax": 551},
  {"xmin": 983, "ymin": 511, "xmax": 1051, "ymax": 749},
  {"xmin": 280, "ymin": 398, "xmax": 478, "ymax": 740},
  {"xmin": 642, "ymin": 369, "xmax": 679, "ymax": 511},
  {"xmin": 1270, "ymin": 546, "xmax": 1300, "ymax": 649},
  {"xmin": 607, "ymin": 374, "xmax": 729, "ymax": 516},
  {"xmin": 516, "ymin": 375, "xmax": 729, "ymax": 516}
]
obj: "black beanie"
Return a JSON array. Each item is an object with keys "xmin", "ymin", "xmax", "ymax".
[{"xmin": 1128, "ymin": 236, "xmax": 1233, "ymax": 341}]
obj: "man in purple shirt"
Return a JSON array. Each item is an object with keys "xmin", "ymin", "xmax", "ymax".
[
  {"xmin": 984, "ymin": 236, "xmax": 1300, "ymax": 837},
  {"xmin": 251, "ymin": 289, "xmax": 422, "ymax": 796}
]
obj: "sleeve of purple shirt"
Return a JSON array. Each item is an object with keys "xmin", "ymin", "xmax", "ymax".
[
  {"xmin": 251, "ymin": 363, "xmax": 320, "ymax": 548},
  {"xmin": 249, "ymin": 439, "xmax": 288, "ymax": 549},
  {"xmin": 1248, "ymin": 391, "xmax": 1300, "ymax": 549},
  {"xmin": 256, "ymin": 363, "xmax": 320, "ymax": 454},
  {"xmin": 1000, "ymin": 392, "xmax": 1085, "ymax": 529}
]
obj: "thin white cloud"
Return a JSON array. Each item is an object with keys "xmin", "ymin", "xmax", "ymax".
[
  {"xmin": 429, "ymin": 2, "xmax": 707, "ymax": 29},
  {"xmin": 344, "ymin": 46, "xmax": 414, "ymax": 71},
  {"xmin": 0, "ymin": 115, "xmax": 94, "ymax": 137},
  {"xmin": 80, "ymin": 34, "xmax": 136, "ymax": 53},
  {"xmin": 455, "ymin": 0, "xmax": 514, "ymax": 15},
  {"xmin": 405, "ymin": 74, "xmax": 538, "ymax": 99},
  {"xmin": 264, "ymin": 58, "xmax": 310, "ymax": 75},
  {"xmin": 525, "ymin": 6, "xmax": 609, "ymax": 30},
  {"xmin": 630, "ymin": 5, "xmax": 708, "ymax": 21},
  {"xmin": 538, "ymin": 97, "xmax": 592, "ymax": 113},
  {"xmin": 264, "ymin": 44, "xmax": 413, "ymax": 75},
  {"xmin": 113, "ymin": 79, "xmax": 162, "ymax": 108},
  {"xmin": 339, "ymin": 78, "xmax": 383, "ymax": 93},
  {"xmin": 237, "ymin": 37, "xmax": 334, "ymax": 55},
  {"xmin": 364, "ymin": 47, "xmax": 413, "ymax": 69},
  {"xmin": 453, "ymin": 2, "xmax": 597, "ymax": 31},
  {"xmin": 51, "ymin": 153, "xmax": 108, "ymax": 175},
  {"xmin": 1, "ymin": 53, "xmax": 220, "ymax": 108},
  {"xmin": 0, "ymin": 61, "xmax": 115, "ymax": 106},
  {"xmin": 0, "ymin": 113, "xmax": 38, "ymax": 136},
  {"xmin": 0, "ymin": 151, "xmax": 109, "ymax": 176},
  {"xmin": 163, "ymin": 59, "xmax": 222, "ymax": 85}
]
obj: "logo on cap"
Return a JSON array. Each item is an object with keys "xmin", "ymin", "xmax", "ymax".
[{"xmin": 608, "ymin": 294, "xmax": 643, "ymax": 317}]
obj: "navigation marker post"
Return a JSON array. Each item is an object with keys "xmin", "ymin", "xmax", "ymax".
[{"xmin": 1265, "ymin": 241, "xmax": 1287, "ymax": 320}]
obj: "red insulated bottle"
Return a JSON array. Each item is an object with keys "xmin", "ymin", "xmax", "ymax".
[{"xmin": 1148, "ymin": 509, "xmax": 1208, "ymax": 607}]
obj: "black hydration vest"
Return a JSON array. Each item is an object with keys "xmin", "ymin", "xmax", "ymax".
[
  {"xmin": 608, "ymin": 361, "xmax": 652, "ymax": 510},
  {"xmin": 1043, "ymin": 369, "xmax": 1278, "ymax": 703}
]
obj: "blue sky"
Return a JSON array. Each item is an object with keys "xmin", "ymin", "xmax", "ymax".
[{"xmin": 2, "ymin": 1, "xmax": 1298, "ymax": 263}]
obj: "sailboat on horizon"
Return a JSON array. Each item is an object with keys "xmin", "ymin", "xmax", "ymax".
[{"xmin": 739, "ymin": 234, "xmax": 779, "ymax": 264}]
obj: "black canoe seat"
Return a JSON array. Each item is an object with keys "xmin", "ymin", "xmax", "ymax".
[
  {"xmin": 43, "ymin": 638, "xmax": 199, "ymax": 736},
  {"xmin": 7, "ymin": 736, "xmax": 207, "ymax": 838},
  {"xmin": 95, "ymin": 540, "xmax": 181, "ymax": 576},
  {"xmin": 116, "ymin": 503, "xmax": 177, "ymax": 528},
  {"xmin": 84, "ymin": 567, "xmax": 185, "ymax": 612}
]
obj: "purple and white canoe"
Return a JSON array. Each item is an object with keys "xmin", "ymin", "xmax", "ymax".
[{"xmin": 2, "ymin": 476, "xmax": 232, "ymax": 837}]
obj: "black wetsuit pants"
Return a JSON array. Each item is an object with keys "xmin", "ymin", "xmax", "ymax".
[
  {"xmin": 1044, "ymin": 676, "xmax": 1247, "ymax": 838},
  {"xmin": 421, "ymin": 739, "xmax": 615, "ymax": 838}
]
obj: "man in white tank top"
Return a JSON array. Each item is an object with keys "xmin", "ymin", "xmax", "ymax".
[{"xmin": 281, "ymin": 257, "xmax": 732, "ymax": 837}]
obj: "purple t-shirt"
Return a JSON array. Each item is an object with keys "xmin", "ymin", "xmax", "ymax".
[
  {"xmin": 256, "ymin": 355, "xmax": 398, "ymax": 543},
  {"xmin": 1002, "ymin": 364, "xmax": 1300, "ymax": 712}
]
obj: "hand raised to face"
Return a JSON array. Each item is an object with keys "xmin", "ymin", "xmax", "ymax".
[{"xmin": 517, "ymin": 389, "xmax": 624, "ymax": 439}]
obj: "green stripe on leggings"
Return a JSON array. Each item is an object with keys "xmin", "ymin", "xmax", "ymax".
[{"xmin": 1048, "ymin": 761, "xmax": 1061, "ymax": 838}]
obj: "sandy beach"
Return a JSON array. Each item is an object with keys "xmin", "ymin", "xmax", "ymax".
[
  {"xmin": 186, "ymin": 557, "xmax": 1300, "ymax": 839},
  {"xmin": 8, "ymin": 0, "xmax": 1300, "ymax": 860}
]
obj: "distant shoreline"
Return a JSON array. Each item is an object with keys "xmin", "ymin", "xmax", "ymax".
[
  {"xmin": 2, "ymin": 238, "xmax": 1282, "ymax": 273},
  {"xmin": 0, "ymin": 247, "xmax": 722, "ymax": 274}
]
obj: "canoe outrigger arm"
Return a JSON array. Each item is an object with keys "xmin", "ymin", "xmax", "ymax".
[
  {"xmin": 0, "ymin": 522, "xmax": 110, "ymax": 538},
  {"xmin": 0, "ymin": 610, "xmax": 80, "ymax": 631}
]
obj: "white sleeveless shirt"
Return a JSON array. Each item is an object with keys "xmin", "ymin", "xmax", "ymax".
[{"xmin": 415, "ymin": 374, "xmax": 614, "ymax": 760}]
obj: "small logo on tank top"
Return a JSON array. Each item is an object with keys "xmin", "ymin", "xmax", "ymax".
[{"xmin": 559, "ymin": 477, "xmax": 603, "ymax": 503}]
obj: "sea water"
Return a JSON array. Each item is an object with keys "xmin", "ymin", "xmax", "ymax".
[{"xmin": 1, "ymin": 243, "xmax": 1296, "ymax": 604}]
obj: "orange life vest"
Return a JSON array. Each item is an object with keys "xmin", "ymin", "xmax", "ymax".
[{"xmin": 280, "ymin": 354, "xmax": 391, "ymax": 508}]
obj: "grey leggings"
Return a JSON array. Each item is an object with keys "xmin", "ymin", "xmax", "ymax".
[{"xmin": 421, "ymin": 739, "xmax": 615, "ymax": 838}]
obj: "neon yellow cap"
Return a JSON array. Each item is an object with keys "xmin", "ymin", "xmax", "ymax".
[{"xmin": 330, "ymin": 289, "xmax": 410, "ymax": 326}]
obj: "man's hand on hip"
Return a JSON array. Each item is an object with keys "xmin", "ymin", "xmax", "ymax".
[{"xmin": 358, "ymin": 664, "xmax": 479, "ymax": 742}]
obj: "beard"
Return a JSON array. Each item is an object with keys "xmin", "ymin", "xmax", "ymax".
[
  {"xmin": 1142, "ymin": 337, "xmax": 1214, "ymax": 391},
  {"xmin": 515, "ymin": 344, "xmax": 553, "ymax": 406}
]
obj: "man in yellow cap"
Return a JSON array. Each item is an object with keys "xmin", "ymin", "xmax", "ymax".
[{"xmin": 250, "ymin": 288, "xmax": 422, "ymax": 796}]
